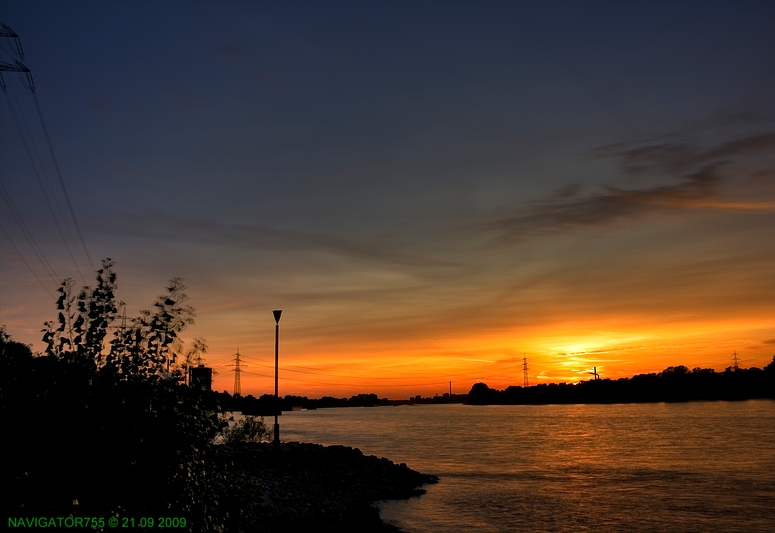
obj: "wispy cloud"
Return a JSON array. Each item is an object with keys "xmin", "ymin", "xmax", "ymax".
[
  {"xmin": 105, "ymin": 211, "xmax": 457, "ymax": 270},
  {"xmin": 488, "ymin": 165, "xmax": 724, "ymax": 240},
  {"xmin": 486, "ymin": 132, "xmax": 775, "ymax": 242},
  {"xmin": 607, "ymin": 132, "xmax": 775, "ymax": 177}
]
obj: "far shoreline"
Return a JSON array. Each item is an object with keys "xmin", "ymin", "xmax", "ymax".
[{"xmin": 213, "ymin": 361, "xmax": 774, "ymax": 414}]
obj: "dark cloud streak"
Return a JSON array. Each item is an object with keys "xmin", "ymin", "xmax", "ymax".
[
  {"xmin": 487, "ymin": 132, "xmax": 775, "ymax": 242},
  {"xmin": 612, "ymin": 133, "xmax": 775, "ymax": 177},
  {"xmin": 488, "ymin": 166, "xmax": 724, "ymax": 241}
]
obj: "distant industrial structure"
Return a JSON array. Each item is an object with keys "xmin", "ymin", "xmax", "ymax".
[
  {"xmin": 228, "ymin": 349, "xmax": 244, "ymax": 396},
  {"xmin": 731, "ymin": 350, "xmax": 741, "ymax": 371},
  {"xmin": 522, "ymin": 356, "xmax": 529, "ymax": 387},
  {"xmin": 188, "ymin": 365, "xmax": 213, "ymax": 391}
]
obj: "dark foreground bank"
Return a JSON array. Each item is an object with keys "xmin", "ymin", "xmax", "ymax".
[{"xmin": 215, "ymin": 442, "xmax": 438, "ymax": 533}]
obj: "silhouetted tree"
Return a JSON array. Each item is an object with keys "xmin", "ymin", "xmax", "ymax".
[
  {"xmin": 106, "ymin": 276, "xmax": 194, "ymax": 381},
  {"xmin": 468, "ymin": 361, "xmax": 775, "ymax": 405},
  {"xmin": 468, "ymin": 382, "xmax": 503, "ymax": 404},
  {"xmin": 2, "ymin": 261, "xmax": 224, "ymax": 530}
]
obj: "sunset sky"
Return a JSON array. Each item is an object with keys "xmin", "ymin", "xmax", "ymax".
[{"xmin": 1, "ymin": 1, "xmax": 774, "ymax": 398}]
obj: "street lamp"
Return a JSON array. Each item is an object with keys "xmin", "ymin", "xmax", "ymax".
[{"xmin": 273, "ymin": 309, "xmax": 282, "ymax": 444}]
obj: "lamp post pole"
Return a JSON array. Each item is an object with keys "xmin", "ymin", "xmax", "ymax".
[{"xmin": 273, "ymin": 310, "xmax": 282, "ymax": 444}]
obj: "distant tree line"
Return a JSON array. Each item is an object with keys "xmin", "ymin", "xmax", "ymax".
[
  {"xmin": 213, "ymin": 392, "xmax": 387, "ymax": 413},
  {"xmin": 212, "ymin": 391, "xmax": 469, "ymax": 414},
  {"xmin": 467, "ymin": 362, "xmax": 775, "ymax": 405}
]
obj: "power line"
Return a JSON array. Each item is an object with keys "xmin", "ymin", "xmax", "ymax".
[
  {"xmin": 11, "ymin": 80, "xmax": 87, "ymax": 274},
  {"xmin": 232, "ymin": 365, "xmax": 488, "ymax": 389},
  {"xmin": 235, "ymin": 353, "xmax": 505, "ymax": 380},
  {"xmin": 239, "ymin": 370, "xmax": 274, "ymax": 379},
  {"xmin": 209, "ymin": 350, "xmax": 514, "ymax": 392},
  {"xmin": 1, "ymin": 25, "xmax": 93, "ymax": 278},
  {"xmin": 0, "ymin": 178, "xmax": 59, "ymax": 281},
  {"xmin": 0, "ymin": 221, "xmax": 54, "ymax": 299},
  {"xmin": 220, "ymin": 357, "xmax": 502, "ymax": 383},
  {"xmin": 31, "ymin": 89, "xmax": 94, "ymax": 271},
  {"xmin": 4, "ymin": 84, "xmax": 86, "ymax": 281},
  {"xmin": 0, "ymin": 25, "xmax": 94, "ymax": 273}
]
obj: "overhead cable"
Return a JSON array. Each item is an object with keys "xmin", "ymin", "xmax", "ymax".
[
  {"xmin": 4, "ymin": 85, "xmax": 86, "ymax": 281},
  {"xmin": 0, "ymin": 221, "xmax": 55, "ymax": 299},
  {"xmin": 0, "ymin": 179, "xmax": 59, "ymax": 281},
  {"xmin": 31, "ymin": 89, "xmax": 94, "ymax": 271}
]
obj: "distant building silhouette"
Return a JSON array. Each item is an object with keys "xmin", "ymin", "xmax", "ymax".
[{"xmin": 188, "ymin": 364, "xmax": 213, "ymax": 391}]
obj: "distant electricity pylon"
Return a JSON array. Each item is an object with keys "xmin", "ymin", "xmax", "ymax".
[
  {"xmin": 0, "ymin": 23, "xmax": 94, "ymax": 276},
  {"xmin": 731, "ymin": 350, "xmax": 741, "ymax": 371},
  {"xmin": 522, "ymin": 355, "xmax": 529, "ymax": 388},
  {"xmin": 589, "ymin": 366, "xmax": 600, "ymax": 380},
  {"xmin": 228, "ymin": 349, "xmax": 245, "ymax": 396}
]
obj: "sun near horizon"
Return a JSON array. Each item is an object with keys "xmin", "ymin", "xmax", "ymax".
[{"xmin": 199, "ymin": 318, "xmax": 774, "ymax": 399}]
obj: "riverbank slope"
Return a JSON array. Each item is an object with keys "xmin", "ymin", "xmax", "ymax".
[{"xmin": 215, "ymin": 442, "xmax": 438, "ymax": 532}]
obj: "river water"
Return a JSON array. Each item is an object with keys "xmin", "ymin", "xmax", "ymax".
[{"xmin": 276, "ymin": 401, "xmax": 775, "ymax": 532}]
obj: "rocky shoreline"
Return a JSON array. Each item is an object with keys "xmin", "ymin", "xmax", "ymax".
[{"xmin": 214, "ymin": 442, "xmax": 438, "ymax": 532}]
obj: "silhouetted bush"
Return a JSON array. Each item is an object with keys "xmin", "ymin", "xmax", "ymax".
[
  {"xmin": 1, "ymin": 261, "xmax": 225, "ymax": 530},
  {"xmin": 224, "ymin": 416, "xmax": 272, "ymax": 444}
]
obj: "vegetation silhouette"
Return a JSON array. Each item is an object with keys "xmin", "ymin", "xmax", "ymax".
[
  {"xmin": 1, "ymin": 260, "xmax": 437, "ymax": 532},
  {"xmin": 1, "ymin": 260, "xmax": 225, "ymax": 527},
  {"xmin": 223, "ymin": 415, "xmax": 272, "ymax": 444},
  {"xmin": 467, "ymin": 362, "xmax": 775, "ymax": 405},
  {"xmin": 224, "ymin": 392, "xmax": 386, "ymax": 414},
  {"xmin": 214, "ymin": 391, "xmax": 468, "ymax": 415}
]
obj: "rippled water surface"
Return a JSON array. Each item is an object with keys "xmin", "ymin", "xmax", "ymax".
[{"xmin": 278, "ymin": 401, "xmax": 775, "ymax": 532}]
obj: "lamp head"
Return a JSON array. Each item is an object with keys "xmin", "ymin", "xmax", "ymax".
[{"xmin": 273, "ymin": 310, "xmax": 282, "ymax": 324}]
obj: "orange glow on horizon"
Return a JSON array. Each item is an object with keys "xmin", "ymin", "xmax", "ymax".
[{"xmin": 205, "ymin": 315, "xmax": 775, "ymax": 399}]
